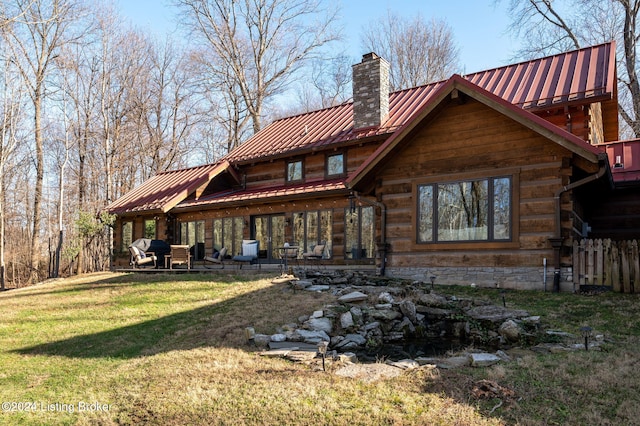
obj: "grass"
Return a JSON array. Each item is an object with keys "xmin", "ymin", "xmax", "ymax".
[{"xmin": 0, "ymin": 273, "xmax": 638, "ymax": 425}]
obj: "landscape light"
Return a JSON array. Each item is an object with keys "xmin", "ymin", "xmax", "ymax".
[
  {"xmin": 580, "ymin": 326, "xmax": 593, "ymax": 351},
  {"xmin": 317, "ymin": 340, "xmax": 329, "ymax": 371}
]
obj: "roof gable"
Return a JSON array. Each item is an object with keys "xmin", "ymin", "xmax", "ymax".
[
  {"xmin": 105, "ymin": 160, "xmax": 237, "ymax": 215},
  {"xmin": 346, "ymin": 75, "xmax": 607, "ymax": 189}
]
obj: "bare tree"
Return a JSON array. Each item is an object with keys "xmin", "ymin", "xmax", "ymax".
[
  {"xmin": 0, "ymin": 59, "xmax": 25, "ymax": 289},
  {"xmin": 498, "ymin": 0, "xmax": 640, "ymax": 138},
  {"xmin": 1, "ymin": 0, "xmax": 81, "ymax": 282},
  {"xmin": 175, "ymin": 0, "xmax": 341, "ymax": 149},
  {"xmin": 361, "ymin": 11, "xmax": 460, "ymax": 91}
]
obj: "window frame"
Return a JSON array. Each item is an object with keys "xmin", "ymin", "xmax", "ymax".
[
  {"xmin": 121, "ymin": 220, "xmax": 133, "ymax": 252},
  {"xmin": 144, "ymin": 218, "xmax": 157, "ymax": 239},
  {"xmin": 413, "ymin": 169, "xmax": 519, "ymax": 250},
  {"xmin": 325, "ymin": 152, "xmax": 346, "ymax": 177},
  {"xmin": 286, "ymin": 158, "xmax": 304, "ymax": 183}
]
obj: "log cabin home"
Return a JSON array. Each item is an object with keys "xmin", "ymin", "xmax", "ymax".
[{"xmin": 106, "ymin": 41, "xmax": 640, "ymax": 291}]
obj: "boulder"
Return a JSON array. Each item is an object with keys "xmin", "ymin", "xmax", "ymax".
[
  {"xmin": 399, "ymin": 300, "xmax": 417, "ymax": 323},
  {"xmin": 340, "ymin": 311, "xmax": 354, "ymax": 329},
  {"xmin": 306, "ymin": 317, "xmax": 333, "ymax": 333},
  {"xmin": 378, "ymin": 292, "xmax": 394, "ymax": 304},
  {"xmin": 292, "ymin": 329, "xmax": 330, "ymax": 344},
  {"xmin": 498, "ymin": 319, "xmax": 520, "ymax": 341}
]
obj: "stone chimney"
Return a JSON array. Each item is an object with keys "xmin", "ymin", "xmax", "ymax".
[{"xmin": 352, "ymin": 52, "xmax": 390, "ymax": 129}]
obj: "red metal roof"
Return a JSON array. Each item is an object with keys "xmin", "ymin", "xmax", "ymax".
[
  {"xmin": 601, "ymin": 139, "xmax": 640, "ymax": 184},
  {"xmin": 105, "ymin": 161, "xmax": 232, "ymax": 215},
  {"xmin": 107, "ymin": 43, "xmax": 617, "ymax": 215},
  {"xmin": 175, "ymin": 178, "xmax": 349, "ymax": 210},
  {"xmin": 227, "ymin": 42, "xmax": 616, "ymax": 164}
]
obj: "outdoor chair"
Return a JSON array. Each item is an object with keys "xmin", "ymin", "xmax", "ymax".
[
  {"xmin": 169, "ymin": 245, "xmax": 191, "ymax": 270},
  {"xmin": 303, "ymin": 243, "xmax": 325, "ymax": 268},
  {"xmin": 204, "ymin": 247, "xmax": 227, "ymax": 269},
  {"xmin": 128, "ymin": 246, "xmax": 157, "ymax": 268},
  {"xmin": 232, "ymin": 240, "xmax": 260, "ymax": 269}
]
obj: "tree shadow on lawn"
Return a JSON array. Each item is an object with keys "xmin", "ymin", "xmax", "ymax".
[{"xmin": 14, "ymin": 278, "xmax": 327, "ymax": 359}]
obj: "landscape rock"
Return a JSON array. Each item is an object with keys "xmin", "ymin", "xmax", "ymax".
[
  {"xmin": 305, "ymin": 285, "xmax": 330, "ymax": 292},
  {"xmin": 270, "ymin": 333, "xmax": 287, "ymax": 342},
  {"xmin": 305, "ymin": 317, "xmax": 333, "ymax": 333},
  {"xmin": 387, "ymin": 359, "xmax": 419, "ymax": 370},
  {"xmin": 465, "ymin": 305, "xmax": 529, "ymax": 323},
  {"xmin": 338, "ymin": 291, "xmax": 368, "ymax": 303},
  {"xmin": 378, "ymin": 292, "xmax": 394, "ymax": 304},
  {"xmin": 292, "ymin": 329, "xmax": 330, "ymax": 344},
  {"xmin": 340, "ymin": 311, "xmax": 354, "ymax": 329},
  {"xmin": 498, "ymin": 319, "xmax": 521, "ymax": 341},
  {"xmin": 470, "ymin": 353, "xmax": 502, "ymax": 367},
  {"xmin": 399, "ymin": 300, "xmax": 417, "ymax": 323}
]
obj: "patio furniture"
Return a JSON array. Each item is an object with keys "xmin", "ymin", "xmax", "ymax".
[
  {"xmin": 303, "ymin": 243, "xmax": 326, "ymax": 268},
  {"xmin": 232, "ymin": 240, "xmax": 260, "ymax": 269},
  {"xmin": 169, "ymin": 245, "xmax": 191, "ymax": 270},
  {"xmin": 128, "ymin": 246, "xmax": 157, "ymax": 268},
  {"xmin": 204, "ymin": 247, "xmax": 227, "ymax": 269},
  {"xmin": 279, "ymin": 244, "xmax": 299, "ymax": 270}
]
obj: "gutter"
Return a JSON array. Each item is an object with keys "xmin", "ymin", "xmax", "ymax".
[
  {"xmin": 352, "ymin": 191, "xmax": 387, "ymax": 276},
  {"xmin": 550, "ymin": 156, "xmax": 609, "ymax": 291}
]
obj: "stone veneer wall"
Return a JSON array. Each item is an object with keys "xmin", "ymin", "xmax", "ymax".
[
  {"xmin": 385, "ymin": 266, "xmax": 575, "ymax": 292},
  {"xmin": 352, "ymin": 53, "xmax": 390, "ymax": 129}
]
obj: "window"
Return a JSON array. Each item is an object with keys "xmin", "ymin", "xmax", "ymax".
[
  {"xmin": 180, "ymin": 220, "xmax": 205, "ymax": 260},
  {"xmin": 286, "ymin": 159, "xmax": 303, "ymax": 182},
  {"xmin": 326, "ymin": 153, "xmax": 345, "ymax": 176},
  {"xmin": 417, "ymin": 176, "xmax": 511, "ymax": 243},
  {"xmin": 345, "ymin": 206, "xmax": 374, "ymax": 259},
  {"xmin": 292, "ymin": 210, "xmax": 333, "ymax": 257},
  {"xmin": 213, "ymin": 217, "xmax": 244, "ymax": 257},
  {"xmin": 144, "ymin": 219, "xmax": 156, "ymax": 239},
  {"xmin": 121, "ymin": 221, "xmax": 133, "ymax": 252}
]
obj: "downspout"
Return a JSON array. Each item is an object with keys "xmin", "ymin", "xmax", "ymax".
[
  {"xmin": 550, "ymin": 158, "xmax": 608, "ymax": 292},
  {"xmin": 353, "ymin": 191, "xmax": 387, "ymax": 276}
]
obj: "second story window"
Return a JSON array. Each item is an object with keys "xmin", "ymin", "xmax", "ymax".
[
  {"xmin": 287, "ymin": 159, "xmax": 303, "ymax": 182},
  {"xmin": 326, "ymin": 152, "xmax": 345, "ymax": 177}
]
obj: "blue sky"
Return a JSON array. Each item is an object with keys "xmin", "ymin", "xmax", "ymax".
[{"xmin": 116, "ymin": 0, "xmax": 520, "ymax": 74}]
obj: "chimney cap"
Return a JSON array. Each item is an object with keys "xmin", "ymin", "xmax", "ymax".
[{"xmin": 361, "ymin": 52, "xmax": 380, "ymax": 62}]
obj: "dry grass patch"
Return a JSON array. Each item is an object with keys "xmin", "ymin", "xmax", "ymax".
[{"xmin": 1, "ymin": 273, "xmax": 639, "ymax": 425}]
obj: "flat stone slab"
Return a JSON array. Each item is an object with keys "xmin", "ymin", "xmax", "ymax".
[
  {"xmin": 338, "ymin": 291, "xmax": 368, "ymax": 303},
  {"xmin": 470, "ymin": 353, "xmax": 502, "ymax": 367},
  {"xmin": 305, "ymin": 285, "xmax": 330, "ymax": 292},
  {"xmin": 465, "ymin": 305, "xmax": 530, "ymax": 322},
  {"xmin": 268, "ymin": 341, "xmax": 319, "ymax": 351}
]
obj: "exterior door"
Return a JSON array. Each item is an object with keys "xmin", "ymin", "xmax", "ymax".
[{"xmin": 252, "ymin": 214, "xmax": 285, "ymax": 263}]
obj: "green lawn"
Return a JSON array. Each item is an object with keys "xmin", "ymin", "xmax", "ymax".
[{"xmin": 0, "ymin": 272, "xmax": 638, "ymax": 425}]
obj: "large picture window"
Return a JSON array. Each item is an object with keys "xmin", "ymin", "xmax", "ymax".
[{"xmin": 418, "ymin": 176, "xmax": 511, "ymax": 243}]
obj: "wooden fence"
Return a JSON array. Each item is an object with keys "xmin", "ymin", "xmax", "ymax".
[{"xmin": 572, "ymin": 239, "xmax": 640, "ymax": 293}]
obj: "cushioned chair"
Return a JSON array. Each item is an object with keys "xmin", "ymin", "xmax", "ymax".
[
  {"xmin": 204, "ymin": 247, "xmax": 227, "ymax": 269},
  {"xmin": 129, "ymin": 246, "xmax": 157, "ymax": 268},
  {"xmin": 303, "ymin": 243, "xmax": 325, "ymax": 268},
  {"xmin": 232, "ymin": 240, "xmax": 260, "ymax": 269},
  {"xmin": 169, "ymin": 245, "xmax": 191, "ymax": 270}
]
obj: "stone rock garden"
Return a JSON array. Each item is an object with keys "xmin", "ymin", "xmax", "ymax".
[{"xmin": 253, "ymin": 270, "xmax": 604, "ymax": 380}]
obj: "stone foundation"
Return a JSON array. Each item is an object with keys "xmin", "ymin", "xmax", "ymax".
[{"xmin": 385, "ymin": 266, "xmax": 575, "ymax": 292}]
